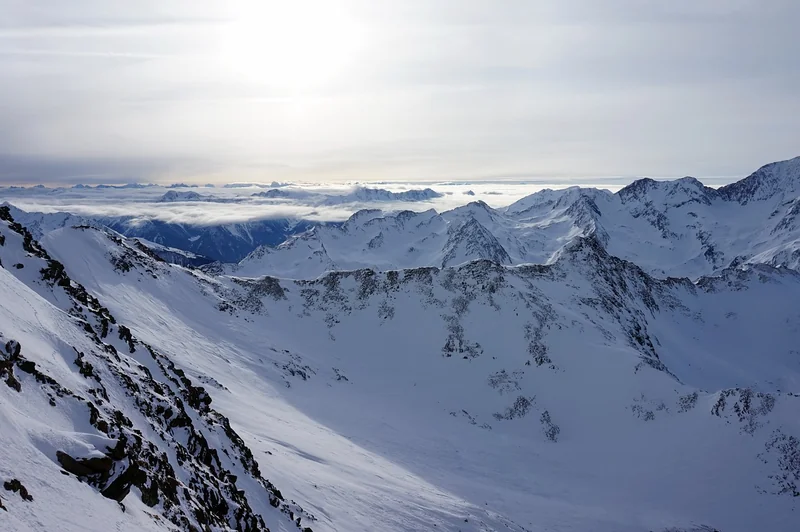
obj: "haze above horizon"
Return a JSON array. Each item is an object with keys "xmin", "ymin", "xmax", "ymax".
[{"xmin": 1, "ymin": 1, "xmax": 798, "ymax": 185}]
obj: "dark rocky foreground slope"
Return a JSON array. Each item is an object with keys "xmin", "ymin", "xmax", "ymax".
[{"xmin": 0, "ymin": 205, "xmax": 314, "ymax": 531}]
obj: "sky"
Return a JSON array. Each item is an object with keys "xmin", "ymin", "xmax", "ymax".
[{"xmin": 1, "ymin": 0, "xmax": 798, "ymax": 185}]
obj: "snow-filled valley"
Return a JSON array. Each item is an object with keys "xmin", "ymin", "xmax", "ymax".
[{"xmin": 2, "ymin": 157, "xmax": 800, "ymax": 532}]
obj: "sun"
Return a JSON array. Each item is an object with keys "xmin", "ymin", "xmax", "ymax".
[{"xmin": 217, "ymin": 1, "xmax": 364, "ymax": 89}]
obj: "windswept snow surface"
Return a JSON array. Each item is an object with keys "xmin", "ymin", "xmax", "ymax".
[{"xmin": 2, "ymin": 157, "xmax": 800, "ymax": 531}]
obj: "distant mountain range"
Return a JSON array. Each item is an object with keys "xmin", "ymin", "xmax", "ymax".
[
  {"xmin": 252, "ymin": 186, "xmax": 443, "ymax": 205},
  {"xmin": 100, "ymin": 217, "xmax": 333, "ymax": 263},
  {"xmin": 223, "ymin": 157, "xmax": 800, "ymax": 279}
]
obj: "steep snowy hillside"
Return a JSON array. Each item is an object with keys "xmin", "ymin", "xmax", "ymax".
[
  {"xmin": 132, "ymin": 238, "xmax": 215, "ymax": 267},
  {"xmin": 227, "ymin": 156, "xmax": 800, "ymax": 279},
  {"xmin": 3, "ymin": 208, "xmax": 799, "ymax": 531},
  {"xmin": 718, "ymin": 157, "xmax": 800, "ymax": 203},
  {"xmin": 101, "ymin": 217, "xmax": 326, "ymax": 263},
  {"xmin": 0, "ymin": 205, "xmax": 214, "ymax": 267},
  {"xmin": 0, "ymin": 207, "xmax": 313, "ymax": 532}
]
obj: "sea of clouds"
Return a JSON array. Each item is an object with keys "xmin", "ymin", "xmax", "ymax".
[{"xmin": 0, "ymin": 177, "xmax": 733, "ymax": 226}]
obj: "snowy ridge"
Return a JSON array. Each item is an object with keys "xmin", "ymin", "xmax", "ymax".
[
  {"xmin": 719, "ymin": 157, "xmax": 800, "ymax": 203},
  {"xmin": 1, "ymin": 203, "xmax": 95, "ymax": 239},
  {"xmin": 227, "ymin": 156, "xmax": 800, "ymax": 279},
  {"xmin": 0, "ymin": 206, "xmax": 314, "ymax": 531},
  {"xmin": 131, "ymin": 238, "xmax": 214, "ymax": 267}
]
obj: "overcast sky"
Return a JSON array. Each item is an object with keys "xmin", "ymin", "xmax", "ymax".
[{"xmin": 1, "ymin": 0, "xmax": 798, "ymax": 185}]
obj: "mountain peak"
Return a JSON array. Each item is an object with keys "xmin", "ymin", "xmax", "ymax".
[
  {"xmin": 718, "ymin": 156, "xmax": 800, "ymax": 204},
  {"xmin": 158, "ymin": 190, "xmax": 204, "ymax": 202},
  {"xmin": 617, "ymin": 178, "xmax": 658, "ymax": 202},
  {"xmin": 505, "ymin": 186, "xmax": 609, "ymax": 216},
  {"xmin": 448, "ymin": 200, "xmax": 497, "ymax": 218},
  {"xmin": 618, "ymin": 175, "xmax": 716, "ymax": 206},
  {"xmin": 441, "ymin": 217, "xmax": 511, "ymax": 267},
  {"xmin": 342, "ymin": 208, "xmax": 384, "ymax": 230}
]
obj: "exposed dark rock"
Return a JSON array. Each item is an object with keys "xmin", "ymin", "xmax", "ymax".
[
  {"xmin": 493, "ymin": 396, "xmax": 535, "ymax": 421},
  {"xmin": 712, "ymin": 388, "xmax": 775, "ymax": 434},
  {"xmin": 101, "ymin": 462, "xmax": 146, "ymax": 502},
  {"xmin": 540, "ymin": 410, "xmax": 560, "ymax": 442},
  {"xmin": 677, "ymin": 392, "xmax": 699, "ymax": 413},
  {"xmin": 56, "ymin": 451, "xmax": 113, "ymax": 477},
  {"xmin": 762, "ymin": 429, "xmax": 800, "ymax": 497},
  {"xmin": 1, "ymin": 341, "xmax": 22, "ymax": 392},
  {"xmin": 3, "ymin": 479, "xmax": 33, "ymax": 502}
]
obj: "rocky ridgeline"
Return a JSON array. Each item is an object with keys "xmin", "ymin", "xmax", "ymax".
[
  {"xmin": 222, "ymin": 234, "xmax": 677, "ymax": 376},
  {"xmin": 0, "ymin": 206, "xmax": 313, "ymax": 531}
]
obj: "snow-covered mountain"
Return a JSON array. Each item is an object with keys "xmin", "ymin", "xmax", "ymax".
[
  {"xmin": 326, "ymin": 186, "xmax": 443, "ymax": 203},
  {"xmin": 100, "ymin": 217, "xmax": 328, "ymax": 263},
  {"xmin": 227, "ymin": 157, "xmax": 800, "ymax": 279},
  {"xmin": 3, "ymin": 196, "xmax": 800, "ymax": 531},
  {"xmin": 718, "ymin": 156, "xmax": 800, "ymax": 203},
  {"xmin": 252, "ymin": 186, "xmax": 443, "ymax": 205},
  {"xmin": 157, "ymin": 190, "xmax": 207, "ymax": 202},
  {"xmin": 0, "ymin": 206, "xmax": 313, "ymax": 532},
  {"xmin": 73, "ymin": 183, "xmax": 157, "ymax": 190}
]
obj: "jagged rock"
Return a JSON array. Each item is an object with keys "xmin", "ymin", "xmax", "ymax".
[
  {"xmin": 101, "ymin": 462, "xmax": 146, "ymax": 502},
  {"xmin": 56, "ymin": 451, "xmax": 113, "ymax": 477},
  {"xmin": 105, "ymin": 437, "xmax": 127, "ymax": 461},
  {"xmin": 3, "ymin": 479, "xmax": 33, "ymax": 502}
]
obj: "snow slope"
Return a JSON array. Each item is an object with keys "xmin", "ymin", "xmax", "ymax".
[
  {"xmin": 101, "ymin": 216, "xmax": 324, "ymax": 263},
  {"xmin": 228, "ymin": 157, "xmax": 800, "ymax": 280},
  {"xmin": 2, "ymin": 206, "xmax": 798, "ymax": 530},
  {"xmin": 0, "ymin": 206, "xmax": 313, "ymax": 531}
]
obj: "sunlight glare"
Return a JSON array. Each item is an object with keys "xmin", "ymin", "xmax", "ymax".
[{"xmin": 217, "ymin": 1, "xmax": 364, "ymax": 89}]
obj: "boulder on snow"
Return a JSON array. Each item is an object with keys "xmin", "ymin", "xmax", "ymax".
[
  {"xmin": 56, "ymin": 451, "xmax": 113, "ymax": 477},
  {"xmin": 3, "ymin": 479, "xmax": 33, "ymax": 502}
]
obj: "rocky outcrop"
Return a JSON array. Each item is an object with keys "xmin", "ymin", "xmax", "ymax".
[{"xmin": 0, "ymin": 207, "xmax": 313, "ymax": 531}]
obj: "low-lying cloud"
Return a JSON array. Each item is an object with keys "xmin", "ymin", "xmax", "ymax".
[{"xmin": 1, "ymin": 178, "xmax": 730, "ymax": 226}]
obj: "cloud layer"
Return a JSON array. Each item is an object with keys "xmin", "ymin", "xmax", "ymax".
[{"xmin": 0, "ymin": 181, "xmax": 622, "ymax": 225}]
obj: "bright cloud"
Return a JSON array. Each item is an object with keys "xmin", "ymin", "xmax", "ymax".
[{"xmin": 1, "ymin": 1, "xmax": 798, "ymax": 184}]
